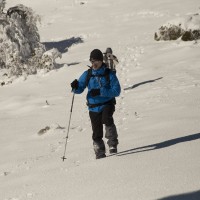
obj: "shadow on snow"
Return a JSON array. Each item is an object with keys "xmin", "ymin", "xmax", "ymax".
[
  {"xmin": 117, "ymin": 132, "xmax": 200, "ymax": 156},
  {"xmin": 158, "ymin": 190, "xmax": 200, "ymax": 200},
  {"xmin": 43, "ymin": 37, "xmax": 84, "ymax": 53},
  {"xmin": 124, "ymin": 77, "xmax": 163, "ymax": 90}
]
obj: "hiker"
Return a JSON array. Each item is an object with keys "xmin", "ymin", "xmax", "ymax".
[
  {"xmin": 103, "ymin": 47, "xmax": 119, "ymax": 72},
  {"xmin": 70, "ymin": 49, "xmax": 121, "ymax": 159}
]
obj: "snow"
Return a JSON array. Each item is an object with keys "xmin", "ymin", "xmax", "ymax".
[
  {"xmin": 164, "ymin": 13, "xmax": 200, "ymax": 30},
  {"xmin": 1, "ymin": 0, "xmax": 200, "ymax": 199}
]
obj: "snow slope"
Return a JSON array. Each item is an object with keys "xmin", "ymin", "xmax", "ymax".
[{"xmin": 1, "ymin": 0, "xmax": 200, "ymax": 199}]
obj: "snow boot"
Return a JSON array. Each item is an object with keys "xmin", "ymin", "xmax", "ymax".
[
  {"xmin": 96, "ymin": 154, "xmax": 106, "ymax": 159},
  {"xmin": 109, "ymin": 145, "xmax": 117, "ymax": 154},
  {"xmin": 105, "ymin": 124, "xmax": 118, "ymax": 148},
  {"xmin": 93, "ymin": 140, "xmax": 106, "ymax": 159}
]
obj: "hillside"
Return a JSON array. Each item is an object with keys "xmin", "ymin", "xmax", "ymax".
[{"xmin": 1, "ymin": 0, "xmax": 200, "ymax": 199}]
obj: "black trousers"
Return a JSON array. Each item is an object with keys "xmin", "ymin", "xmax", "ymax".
[{"xmin": 89, "ymin": 104, "xmax": 117, "ymax": 144}]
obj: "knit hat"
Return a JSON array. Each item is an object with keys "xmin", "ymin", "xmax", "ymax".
[{"xmin": 90, "ymin": 49, "xmax": 103, "ymax": 61}]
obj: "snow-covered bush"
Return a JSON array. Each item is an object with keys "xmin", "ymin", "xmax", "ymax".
[
  {"xmin": 0, "ymin": 2, "xmax": 61, "ymax": 84},
  {"xmin": 38, "ymin": 48, "xmax": 62, "ymax": 71},
  {"xmin": 0, "ymin": 0, "xmax": 5, "ymax": 13},
  {"xmin": 155, "ymin": 13, "xmax": 200, "ymax": 41}
]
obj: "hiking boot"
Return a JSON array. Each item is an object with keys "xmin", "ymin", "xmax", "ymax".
[
  {"xmin": 96, "ymin": 154, "xmax": 106, "ymax": 159},
  {"xmin": 109, "ymin": 146, "xmax": 117, "ymax": 154},
  {"xmin": 93, "ymin": 140, "xmax": 106, "ymax": 159},
  {"xmin": 105, "ymin": 124, "xmax": 118, "ymax": 148}
]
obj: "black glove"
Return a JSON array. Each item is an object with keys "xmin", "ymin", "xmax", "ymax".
[
  {"xmin": 71, "ymin": 79, "xmax": 79, "ymax": 90},
  {"xmin": 90, "ymin": 89, "xmax": 100, "ymax": 97}
]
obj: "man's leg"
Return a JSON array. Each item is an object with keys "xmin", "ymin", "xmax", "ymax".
[
  {"xmin": 102, "ymin": 105, "xmax": 118, "ymax": 153},
  {"xmin": 89, "ymin": 111, "xmax": 106, "ymax": 159}
]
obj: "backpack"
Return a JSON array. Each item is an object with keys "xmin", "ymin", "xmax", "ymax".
[{"xmin": 85, "ymin": 67, "xmax": 111, "ymax": 87}]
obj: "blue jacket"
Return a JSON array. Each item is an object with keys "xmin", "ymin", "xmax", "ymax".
[{"xmin": 73, "ymin": 64, "xmax": 121, "ymax": 112}]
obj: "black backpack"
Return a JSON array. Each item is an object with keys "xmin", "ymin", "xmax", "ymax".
[{"xmin": 85, "ymin": 67, "xmax": 111, "ymax": 87}]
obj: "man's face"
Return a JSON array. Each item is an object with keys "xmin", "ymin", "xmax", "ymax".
[{"xmin": 90, "ymin": 60, "xmax": 102, "ymax": 70}]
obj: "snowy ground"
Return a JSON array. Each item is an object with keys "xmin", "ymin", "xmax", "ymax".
[{"xmin": 1, "ymin": 0, "xmax": 200, "ymax": 199}]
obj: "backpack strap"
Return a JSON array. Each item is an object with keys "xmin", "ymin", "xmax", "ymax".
[
  {"xmin": 85, "ymin": 68, "xmax": 92, "ymax": 86},
  {"xmin": 104, "ymin": 67, "xmax": 110, "ymax": 85},
  {"xmin": 85, "ymin": 67, "xmax": 111, "ymax": 86}
]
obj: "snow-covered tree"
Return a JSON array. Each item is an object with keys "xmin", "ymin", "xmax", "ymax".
[
  {"xmin": 0, "ymin": 2, "xmax": 61, "ymax": 85},
  {"xmin": 0, "ymin": 0, "xmax": 6, "ymax": 13}
]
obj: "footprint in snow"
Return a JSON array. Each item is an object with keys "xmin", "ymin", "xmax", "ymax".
[
  {"xmin": 1, "ymin": 171, "xmax": 11, "ymax": 176},
  {"xmin": 38, "ymin": 124, "xmax": 65, "ymax": 135},
  {"xmin": 70, "ymin": 125, "xmax": 85, "ymax": 132},
  {"xmin": 134, "ymin": 111, "xmax": 142, "ymax": 120},
  {"xmin": 26, "ymin": 193, "xmax": 34, "ymax": 198},
  {"xmin": 49, "ymin": 142, "xmax": 62, "ymax": 153}
]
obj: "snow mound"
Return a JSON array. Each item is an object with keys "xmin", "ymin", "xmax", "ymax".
[{"xmin": 154, "ymin": 13, "xmax": 200, "ymax": 41}]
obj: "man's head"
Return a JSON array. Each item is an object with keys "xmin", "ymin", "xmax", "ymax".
[{"xmin": 90, "ymin": 49, "xmax": 103, "ymax": 70}]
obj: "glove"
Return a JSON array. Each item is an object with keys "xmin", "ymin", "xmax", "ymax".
[
  {"xmin": 90, "ymin": 89, "xmax": 100, "ymax": 97},
  {"xmin": 71, "ymin": 79, "xmax": 79, "ymax": 90}
]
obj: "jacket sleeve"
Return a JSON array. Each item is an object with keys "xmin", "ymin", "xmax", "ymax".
[
  {"xmin": 100, "ymin": 73, "xmax": 121, "ymax": 97},
  {"xmin": 73, "ymin": 71, "xmax": 87, "ymax": 94}
]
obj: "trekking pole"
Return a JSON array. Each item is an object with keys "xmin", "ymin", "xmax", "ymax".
[{"xmin": 61, "ymin": 92, "xmax": 75, "ymax": 161}]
